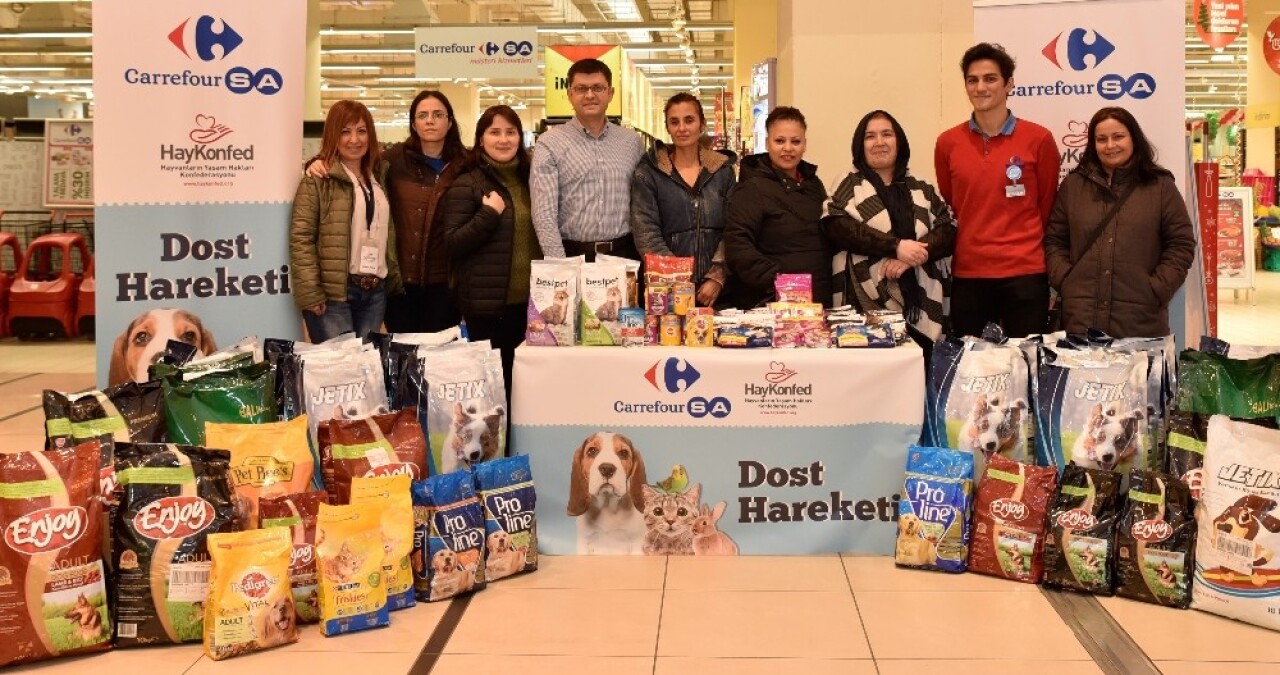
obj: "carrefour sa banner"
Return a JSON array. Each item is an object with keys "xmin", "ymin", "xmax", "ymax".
[
  {"xmin": 414, "ymin": 26, "xmax": 537, "ymax": 79},
  {"xmin": 544, "ymin": 45, "xmax": 623, "ymax": 118}
]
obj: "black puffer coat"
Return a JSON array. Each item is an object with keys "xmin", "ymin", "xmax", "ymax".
[
  {"xmin": 630, "ymin": 142, "xmax": 737, "ymax": 282},
  {"xmin": 723, "ymin": 153, "xmax": 830, "ymax": 308},
  {"xmin": 439, "ymin": 162, "xmax": 519, "ymax": 318}
]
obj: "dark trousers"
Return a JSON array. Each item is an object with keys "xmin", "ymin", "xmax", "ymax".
[
  {"xmin": 950, "ymin": 273, "xmax": 1050, "ymax": 339},
  {"xmin": 463, "ymin": 303, "xmax": 527, "ymax": 410},
  {"xmin": 384, "ymin": 282, "xmax": 460, "ymax": 334}
]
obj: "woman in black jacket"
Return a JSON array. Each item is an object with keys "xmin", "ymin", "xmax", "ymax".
[
  {"xmin": 440, "ymin": 105, "xmax": 541, "ymax": 401},
  {"xmin": 723, "ymin": 106, "xmax": 831, "ymax": 308}
]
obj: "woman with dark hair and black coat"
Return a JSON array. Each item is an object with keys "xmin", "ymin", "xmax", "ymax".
[{"xmin": 823, "ymin": 109, "xmax": 956, "ymax": 356}]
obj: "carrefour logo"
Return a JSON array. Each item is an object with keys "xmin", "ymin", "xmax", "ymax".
[
  {"xmin": 168, "ymin": 15, "xmax": 243, "ymax": 61},
  {"xmin": 644, "ymin": 358, "xmax": 700, "ymax": 393},
  {"xmin": 1041, "ymin": 28, "xmax": 1114, "ymax": 71},
  {"xmin": 1098, "ymin": 73, "xmax": 1156, "ymax": 100}
]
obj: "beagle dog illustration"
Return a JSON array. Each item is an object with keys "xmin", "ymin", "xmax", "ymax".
[
  {"xmin": 109, "ymin": 308, "xmax": 217, "ymax": 385},
  {"xmin": 567, "ymin": 431, "xmax": 648, "ymax": 554}
]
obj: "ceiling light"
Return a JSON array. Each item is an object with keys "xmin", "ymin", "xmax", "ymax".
[
  {"xmin": 0, "ymin": 67, "xmax": 67, "ymax": 72},
  {"xmin": 321, "ymin": 48, "xmax": 415, "ymax": 55},
  {"xmin": 321, "ymin": 65, "xmax": 380, "ymax": 71},
  {"xmin": 1209, "ymin": 54, "xmax": 1234, "ymax": 63}
]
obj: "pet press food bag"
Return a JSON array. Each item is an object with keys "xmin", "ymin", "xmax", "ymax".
[
  {"xmin": 1192, "ymin": 416, "xmax": 1280, "ymax": 629},
  {"xmin": 160, "ymin": 361, "xmax": 276, "ymax": 446},
  {"xmin": 1042, "ymin": 465, "xmax": 1122, "ymax": 595},
  {"xmin": 325, "ymin": 407, "xmax": 427, "ymax": 504},
  {"xmin": 315, "ymin": 502, "xmax": 390, "ymax": 636},
  {"xmin": 301, "ymin": 345, "xmax": 388, "ymax": 446},
  {"xmin": 202, "ymin": 527, "xmax": 298, "ymax": 660},
  {"xmin": 112, "ymin": 443, "xmax": 238, "ymax": 647},
  {"xmin": 204, "ymin": 415, "xmax": 316, "ymax": 523},
  {"xmin": 969, "ymin": 455, "xmax": 1058, "ymax": 583},
  {"xmin": 0, "ymin": 441, "xmax": 112, "ymax": 668},
  {"xmin": 1116, "ymin": 469, "xmax": 1195, "ymax": 608},
  {"xmin": 43, "ymin": 380, "xmax": 167, "ymax": 501},
  {"xmin": 423, "ymin": 351, "xmax": 506, "ymax": 475},
  {"xmin": 258, "ymin": 491, "xmax": 327, "ymax": 624},
  {"xmin": 350, "ymin": 474, "xmax": 416, "ymax": 610},
  {"xmin": 474, "ymin": 455, "xmax": 538, "ymax": 581},
  {"xmin": 895, "ymin": 446, "xmax": 974, "ymax": 573},
  {"xmin": 579, "ymin": 262, "xmax": 629, "ymax": 346},
  {"xmin": 412, "ymin": 472, "xmax": 487, "ymax": 601},
  {"xmin": 526, "ymin": 259, "xmax": 579, "ymax": 346}
]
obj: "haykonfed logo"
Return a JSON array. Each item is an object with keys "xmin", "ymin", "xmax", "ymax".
[
  {"xmin": 1041, "ymin": 28, "xmax": 1114, "ymax": 71},
  {"xmin": 168, "ymin": 16, "xmax": 243, "ymax": 61}
]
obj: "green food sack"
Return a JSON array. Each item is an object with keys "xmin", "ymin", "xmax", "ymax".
[
  {"xmin": 161, "ymin": 361, "xmax": 276, "ymax": 445},
  {"xmin": 1175, "ymin": 349, "xmax": 1280, "ymax": 421}
]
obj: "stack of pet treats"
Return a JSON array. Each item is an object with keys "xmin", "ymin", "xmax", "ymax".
[{"xmin": 643, "ymin": 254, "xmax": 712, "ymax": 347}]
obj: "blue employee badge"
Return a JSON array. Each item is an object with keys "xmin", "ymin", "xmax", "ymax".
[{"xmin": 1005, "ymin": 164, "xmax": 1023, "ymax": 182}]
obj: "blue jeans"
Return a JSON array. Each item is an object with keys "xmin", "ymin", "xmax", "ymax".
[{"xmin": 302, "ymin": 278, "xmax": 387, "ymax": 342}]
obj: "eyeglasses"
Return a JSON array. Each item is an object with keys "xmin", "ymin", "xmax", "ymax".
[
  {"xmin": 570, "ymin": 84, "xmax": 609, "ymax": 96},
  {"xmin": 415, "ymin": 111, "xmax": 449, "ymax": 121}
]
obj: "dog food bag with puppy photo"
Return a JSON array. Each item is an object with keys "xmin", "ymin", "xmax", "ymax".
[
  {"xmin": 1116, "ymin": 469, "xmax": 1195, "ymax": 608},
  {"xmin": 412, "ymin": 472, "xmax": 487, "ymax": 601},
  {"xmin": 1192, "ymin": 416, "xmax": 1280, "ymax": 629},
  {"xmin": 474, "ymin": 455, "xmax": 538, "ymax": 581},
  {"xmin": 578, "ymin": 262, "xmax": 629, "ymax": 346},
  {"xmin": 204, "ymin": 415, "xmax": 316, "ymax": 524},
  {"xmin": 896, "ymin": 446, "xmax": 974, "ymax": 573},
  {"xmin": 423, "ymin": 352, "xmax": 506, "ymax": 475},
  {"xmin": 112, "ymin": 443, "xmax": 239, "ymax": 647},
  {"xmin": 1042, "ymin": 465, "xmax": 1122, "ymax": 595},
  {"xmin": 350, "ymin": 474, "xmax": 416, "ymax": 610},
  {"xmin": 259, "ymin": 491, "xmax": 327, "ymax": 624},
  {"xmin": 526, "ymin": 259, "xmax": 579, "ymax": 346},
  {"xmin": 0, "ymin": 441, "xmax": 112, "ymax": 669},
  {"xmin": 315, "ymin": 502, "xmax": 390, "ymax": 636},
  {"xmin": 160, "ymin": 361, "xmax": 277, "ymax": 446},
  {"xmin": 326, "ymin": 407, "xmax": 428, "ymax": 505},
  {"xmin": 202, "ymin": 527, "xmax": 298, "ymax": 660},
  {"xmin": 301, "ymin": 345, "xmax": 388, "ymax": 448},
  {"xmin": 969, "ymin": 455, "xmax": 1058, "ymax": 584}
]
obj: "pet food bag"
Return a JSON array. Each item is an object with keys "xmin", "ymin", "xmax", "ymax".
[
  {"xmin": 474, "ymin": 455, "xmax": 538, "ymax": 581},
  {"xmin": 969, "ymin": 456, "xmax": 1058, "ymax": 583},
  {"xmin": 775, "ymin": 273, "xmax": 813, "ymax": 303},
  {"xmin": 1042, "ymin": 465, "xmax": 1122, "ymax": 595},
  {"xmin": 259, "ymin": 491, "xmax": 327, "ymax": 624},
  {"xmin": 579, "ymin": 262, "xmax": 629, "ymax": 346},
  {"xmin": 326, "ymin": 407, "xmax": 428, "ymax": 504},
  {"xmin": 895, "ymin": 446, "xmax": 974, "ymax": 573},
  {"xmin": 412, "ymin": 472, "xmax": 487, "ymax": 601},
  {"xmin": 301, "ymin": 345, "xmax": 388, "ymax": 446},
  {"xmin": 204, "ymin": 415, "xmax": 316, "ymax": 524},
  {"xmin": 1176, "ymin": 349, "xmax": 1280, "ymax": 422},
  {"xmin": 526, "ymin": 259, "xmax": 579, "ymax": 346},
  {"xmin": 112, "ymin": 443, "xmax": 238, "ymax": 647},
  {"xmin": 315, "ymin": 502, "xmax": 390, "ymax": 636},
  {"xmin": 350, "ymin": 474, "xmax": 416, "ymax": 610},
  {"xmin": 423, "ymin": 351, "xmax": 507, "ymax": 475},
  {"xmin": 43, "ymin": 380, "xmax": 167, "ymax": 500},
  {"xmin": 1116, "ymin": 469, "xmax": 1195, "ymax": 608},
  {"xmin": 0, "ymin": 442, "xmax": 112, "ymax": 668},
  {"xmin": 202, "ymin": 527, "xmax": 298, "ymax": 660},
  {"xmin": 1166, "ymin": 410, "xmax": 1209, "ymax": 500},
  {"xmin": 643, "ymin": 253, "xmax": 693, "ymax": 286},
  {"xmin": 161, "ymin": 361, "xmax": 276, "ymax": 446},
  {"xmin": 1192, "ymin": 416, "xmax": 1280, "ymax": 629},
  {"xmin": 1199, "ymin": 336, "xmax": 1280, "ymax": 359},
  {"xmin": 596, "ymin": 253, "xmax": 641, "ymax": 307}
]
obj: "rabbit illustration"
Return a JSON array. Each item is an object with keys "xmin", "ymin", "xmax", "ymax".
[{"xmin": 692, "ymin": 501, "xmax": 739, "ymax": 556}]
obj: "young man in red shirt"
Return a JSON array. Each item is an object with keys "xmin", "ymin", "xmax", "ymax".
[{"xmin": 934, "ymin": 43, "xmax": 1061, "ymax": 338}]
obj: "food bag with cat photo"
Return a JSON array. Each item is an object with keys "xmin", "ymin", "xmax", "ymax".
[
  {"xmin": 325, "ymin": 407, "xmax": 427, "ymax": 504},
  {"xmin": 1116, "ymin": 469, "xmax": 1194, "ymax": 608},
  {"xmin": 474, "ymin": 455, "xmax": 538, "ymax": 581},
  {"xmin": 578, "ymin": 262, "xmax": 628, "ymax": 346},
  {"xmin": 350, "ymin": 474, "xmax": 416, "ymax": 610},
  {"xmin": 315, "ymin": 502, "xmax": 390, "ymax": 637},
  {"xmin": 526, "ymin": 259, "xmax": 579, "ymax": 346},
  {"xmin": 202, "ymin": 527, "xmax": 298, "ymax": 660},
  {"xmin": 204, "ymin": 415, "xmax": 316, "ymax": 523},
  {"xmin": 1042, "ymin": 465, "xmax": 1121, "ymax": 595},
  {"xmin": 159, "ymin": 361, "xmax": 276, "ymax": 446},
  {"xmin": 259, "ymin": 491, "xmax": 327, "ymax": 624},
  {"xmin": 423, "ymin": 351, "xmax": 506, "ymax": 475},
  {"xmin": 895, "ymin": 446, "xmax": 974, "ymax": 573},
  {"xmin": 969, "ymin": 455, "xmax": 1057, "ymax": 584},
  {"xmin": 412, "ymin": 472, "xmax": 487, "ymax": 602}
]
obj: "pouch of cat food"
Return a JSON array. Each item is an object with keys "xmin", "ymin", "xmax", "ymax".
[
  {"xmin": 0, "ymin": 441, "xmax": 112, "ymax": 668},
  {"xmin": 204, "ymin": 415, "xmax": 316, "ymax": 524},
  {"xmin": 775, "ymin": 273, "xmax": 813, "ymax": 303},
  {"xmin": 474, "ymin": 455, "xmax": 538, "ymax": 581},
  {"xmin": 301, "ymin": 346, "xmax": 388, "ymax": 447},
  {"xmin": 895, "ymin": 446, "xmax": 974, "ymax": 573},
  {"xmin": 259, "ymin": 491, "xmax": 327, "ymax": 624},
  {"xmin": 526, "ymin": 259, "xmax": 579, "ymax": 346},
  {"xmin": 315, "ymin": 502, "xmax": 390, "ymax": 636},
  {"xmin": 351, "ymin": 474, "xmax": 415, "ymax": 610},
  {"xmin": 202, "ymin": 527, "xmax": 297, "ymax": 660},
  {"xmin": 43, "ymin": 380, "xmax": 167, "ymax": 501},
  {"xmin": 160, "ymin": 362, "xmax": 276, "ymax": 446},
  {"xmin": 325, "ymin": 407, "xmax": 427, "ymax": 505},
  {"xmin": 411, "ymin": 472, "xmax": 487, "ymax": 601},
  {"xmin": 619, "ymin": 307, "xmax": 646, "ymax": 347},
  {"xmin": 1116, "ymin": 469, "xmax": 1194, "ymax": 608},
  {"xmin": 968, "ymin": 456, "xmax": 1057, "ymax": 583},
  {"xmin": 112, "ymin": 443, "xmax": 238, "ymax": 647},
  {"xmin": 424, "ymin": 352, "xmax": 506, "ymax": 475},
  {"xmin": 1042, "ymin": 465, "xmax": 1122, "ymax": 595},
  {"xmin": 579, "ymin": 262, "xmax": 628, "ymax": 346}
]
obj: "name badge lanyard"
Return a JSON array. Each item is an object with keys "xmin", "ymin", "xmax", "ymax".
[
  {"xmin": 1005, "ymin": 157, "xmax": 1026, "ymax": 198},
  {"xmin": 357, "ymin": 178, "xmax": 379, "ymax": 275}
]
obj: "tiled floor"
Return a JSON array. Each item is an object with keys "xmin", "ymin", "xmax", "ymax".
[{"xmin": 1, "ymin": 277, "xmax": 1279, "ymax": 674}]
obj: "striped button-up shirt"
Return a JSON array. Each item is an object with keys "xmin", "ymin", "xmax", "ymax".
[{"xmin": 530, "ymin": 116, "xmax": 644, "ymax": 258}]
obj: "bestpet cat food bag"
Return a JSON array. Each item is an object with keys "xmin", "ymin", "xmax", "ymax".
[
  {"xmin": 579, "ymin": 262, "xmax": 628, "ymax": 346},
  {"xmin": 474, "ymin": 455, "xmax": 538, "ymax": 581},
  {"xmin": 1116, "ymin": 469, "xmax": 1195, "ymax": 608},
  {"xmin": 1192, "ymin": 416, "xmax": 1280, "ymax": 629},
  {"xmin": 315, "ymin": 502, "xmax": 390, "ymax": 637},
  {"xmin": 895, "ymin": 446, "xmax": 974, "ymax": 573},
  {"xmin": 1043, "ymin": 465, "xmax": 1122, "ymax": 595},
  {"xmin": 43, "ymin": 380, "xmax": 167, "ymax": 501},
  {"xmin": 112, "ymin": 443, "xmax": 238, "ymax": 647},
  {"xmin": 0, "ymin": 441, "xmax": 112, "ymax": 668},
  {"xmin": 969, "ymin": 455, "xmax": 1058, "ymax": 583},
  {"xmin": 204, "ymin": 415, "xmax": 316, "ymax": 524},
  {"xmin": 526, "ymin": 259, "xmax": 579, "ymax": 346},
  {"xmin": 326, "ymin": 407, "xmax": 428, "ymax": 505},
  {"xmin": 258, "ymin": 491, "xmax": 327, "ymax": 624},
  {"xmin": 424, "ymin": 351, "xmax": 506, "ymax": 475},
  {"xmin": 412, "ymin": 472, "xmax": 487, "ymax": 601},
  {"xmin": 160, "ymin": 361, "xmax": 276, "ymax": 446},
  {"xmin": 351, "ymin": 474, "xmax": 415, "ymax": 610},
  {"xmin": 595, "ymin": 253, "xmax": 641, "ymax": 307},
  {"xmin": 301, "ymin": 346, "xmax": 388, "ymax": 447},
  {"xmin": 202, "ymin": 527, "xmax": 298, "ymax": 660}
]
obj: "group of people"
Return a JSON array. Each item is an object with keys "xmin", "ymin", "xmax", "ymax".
[{"xmin": 289, "ymin": 42, "xmax": 1197, "ymax": 389}]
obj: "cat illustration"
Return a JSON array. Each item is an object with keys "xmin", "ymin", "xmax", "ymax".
[
  {"xmin": 640, "ymin": 483, "xmax": 701, "ymax": 555},
  {"xmin": 321, "ymin": 541, "xmax": 366, "ymax": 584}
]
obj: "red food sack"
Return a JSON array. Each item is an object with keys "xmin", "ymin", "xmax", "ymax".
[
  {"xmin": 324, "ymin": 407, "xmax": 427, "ymax": 504},
  {"xmin": 969, "ymin": 455, "xmax": 1058, "ymax": 583}
]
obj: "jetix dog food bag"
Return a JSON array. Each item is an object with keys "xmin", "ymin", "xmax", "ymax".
[
  {"xmin": 203, "ymin": 527, "xmax": 298, "ymax": 660},
  {"xmin": 895, "ymin": 446, "xmax": 974, "ymax": 573}
]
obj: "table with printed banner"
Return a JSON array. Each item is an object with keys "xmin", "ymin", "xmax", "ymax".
[{"xmin": 511, "ymin": 344, "xmax": 925, "ymax": 555}]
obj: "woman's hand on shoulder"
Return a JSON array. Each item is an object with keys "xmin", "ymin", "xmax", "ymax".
[{"xmin": 305, "ymin": 159, "xmax": 329, "ymax": 180}]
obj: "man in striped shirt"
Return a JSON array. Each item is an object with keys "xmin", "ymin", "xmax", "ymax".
[{"xmin": 531, "ymin": 58, "xmax": 645, "ymax": 261}]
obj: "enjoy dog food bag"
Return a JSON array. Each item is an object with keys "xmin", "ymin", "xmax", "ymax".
[
  {"xmin": 204, "ymin": 415, "xmax": 316, "ymax": 524},
  {"xmin": 527, "ymin": 259, "xmax": 579, "ymax": 346},
  {"xmin": 412, "ymin": 472, "xmax": 487, "ymax": 601},
  {"xmin": 202, "ymin": 527, "xmax": 298, "ymax": 660},
  {"xmin": 1116, "ymin": 469, "xmax": 1195, "ymax": 608},
  {"xmin": 969, "ymin": 456, "xmax": 1057, "ymax": 584},
  {"xmin": 315, "ymin": 502, "xmax": 390, "ymax": 636},
  {"xmin": 112, "ymin": 443, "xmax": 238, "ymax": 647},
  {"xmin": 895, "ymin": 446, "xmax": 974, "ymax": 573},
  {"xmin": 326, "ymin": 407, "xmax": 428, "ymax": 504},
  {"xmin": 350, "ymin": 474, "xmax": 416, "ymax": 610},
  {"xmin": 423, "ymin": 352, "xmax": 506, "ymax": 475},
  {"xmin": 301, "ymin": 345, "xmax": 388, "ymax": 448},
  {"xmin": 1042, "ymin": 465, "xmax": 1121, "ymax": 595},
  {"xmin": 161, "ymin": 361, "xmax": 276, "ymax": 446},
  {"xmin": 474, "ymin": 455, "xmax": 538, "ymax": 581},
  {"xmin": 258, "ymin": 491, "xmax": 327, "ymax": 624},
  {"xmin": 0, "ymin": 441, "xmax": 112, "ymax": 668},
  {"xmin": 1192, "ymin": 416, "xmax": 1280, "ymax": 629},
  {"xmin": 579, "ymin": 262, "xmax": 628, "ymax": 346}
]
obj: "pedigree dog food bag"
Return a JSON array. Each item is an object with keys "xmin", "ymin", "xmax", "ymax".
[
  {"xmin": 315, "ymin": 503, "xmax": 389, "ymax": 637},
  {"xmin": 204, "ymin": 415, "xmax": 315, "ymax": 525},
  {"xmin": 351, "ymin": 474, "xmax": 416, "ymax": 610},
  {"xmin": 203, "ymin": 527, "xmax": 298, "ymax": 660}
]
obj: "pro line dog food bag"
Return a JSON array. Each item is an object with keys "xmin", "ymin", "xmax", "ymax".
[
  {"xmin": 1192, "ymin": 416, "xmax": 1280, "ymax": 629},
  {"xmin": 202, "ymin": 527, "xmax": 298, "ymax": 660},
  {"xmin": 315, "ymin": 502, "xmax": 390, "ymax": 636},
  {"xmin": 350, "ymin": 474, "xmax": 416, "ymax": 610},
  {"xmin": 526, "ymin": 259, "xmax": 579, "ymax": 346},
  {"xmin": 412, "ymin": 472, "xmax": 487, "ymax": 601},
  {"xmin": 474, "ymin": 455, "xmax": 538, "ymax": 581},
  {"xmin": 326, "ymin": 407, "xmax": 428, "ymax": 504},
  {"xmin": 0, "ymin": 441, "xmax": 112, "ymax": 668},
  {"xmin": 895, "ymin": 446, "xmax": 974, "ymax": 573},
  {"xmin": 112, "ymin": 443, "xmax": 239, "ymax": 647},
  {"xmin": 204, "ymin": 415, "xmax": 316, "ymax": 524},
  {"xmin": 258, "ymin": 491, "xmax": 327, "ymax": 624},
  {"xmin": 1042, "ymin": 465, "xmax": 1122, "ymax": 595},
  {"xmin": 579, "ymin": 262, "xmax": 629, "ymax": 346},
  {"xmin": 969, "ymin": 455, "xmax": 1058, "ymax": 583},
  {"xmin": 423, "ymin": 351, "xmax": 507, "ymax": 475},
  {"xmin": 1116, "ymin": 469, "xmax": 1195, "ymax": 608},
  {"xmin": 43, "ymin": 380, "xmax": 168, "ymax": 500},
  {"xmin": 160, "ymin": 361, "xmax": 276, "ymax": 446}
]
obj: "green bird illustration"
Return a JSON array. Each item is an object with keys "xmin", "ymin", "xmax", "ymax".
[{"xmin": 657, "ymin": 464, "xmax": 689, "ymax": 493}]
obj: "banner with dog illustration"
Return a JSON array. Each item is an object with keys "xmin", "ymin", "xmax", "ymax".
[
  {"xmin": 92, "ymin": 0, "xmax": 305, "ymax": 386},
  {"xmin": 511, "ymin": 346, "xmax": 925, "ymax": 555}
]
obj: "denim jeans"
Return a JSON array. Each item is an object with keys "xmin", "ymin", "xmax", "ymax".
[{"xmin": 302, "ymin": 278, "xmax": 387, "ymax": 342}]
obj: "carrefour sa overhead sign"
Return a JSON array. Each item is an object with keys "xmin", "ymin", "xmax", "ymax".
[{"xmin": 414, "ymin": 26, "xmax": 538, "ymax": 79}]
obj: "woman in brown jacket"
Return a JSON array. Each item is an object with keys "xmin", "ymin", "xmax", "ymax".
[{"xmin": 1044, "ymin": 107, "xmax": 1195, "ymax": 338}]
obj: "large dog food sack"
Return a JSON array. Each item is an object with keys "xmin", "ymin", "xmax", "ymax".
[
  {"xmin": 526, "ymin": 259, "xmax": 579, "ymax": 346},
  {"xmin": 1166, "ymin": 410, "xmax": 1209, "ymax": 500},
  {"xmin": 969, "ymin": 456, "xmax": 1058, "ymax": 583},
  {"xmin": 1116, "ymin": 469, "xmax": 1195, "ymax": 608},
  {"xmin": 43, "ymin": 381, "xmax": 167, "ymax": 501},
  {"xmin": 259, "ymin": 491, "xmax": 327, "ymax": 624},
  {"xmin": 161, "ymin": 362, "xmax": 276, "ymax": 445},
  {"xmin": 424, "ymin": 351, "xmax": 506, "ymax": 475},
  {"xmin": 412, "ymin": 472, "xmax": 487, "ymax": 601},
  {"xmin": 351, "ymin": 474, "xmax": 416, "ymax": 610},
  {"xmin": 205, "ymin": 415, "xmax": 316, "ymax": 523},
  {"xmin": 326, "ymin": 408, "xmax": 428, "ymax": 504},
  {"xmin": 315, "ymin": 502, "xmax": 390, "ymax": 636},
  {"xmin": 1034, "ymin": 345, "xmax": 1150, "ymax": 475},
  {"xmin": 895, "ymin": 446, "xmax": 974, "ymax": 573},
  {"xmin": 301, "ymin": 345, "xmax": 388, "ymax": 444},
  {"xmin": 475, "ymin": 455, "xmax": 538, "ymax": 581},
  {"xmin": 202, "ymin": 527, "xmax": 298, "ymax": 660},
  {"xmin": 1176, "ymin": 349, "xmax": 1280, "ymax": 421},
  {"xmin": 579, "ymin": 262, "xmax": 628, "ymax": 346},
  {"xmin": 112, "ymin": 443, "xmax": 238, "ymax": 647},
  {"xmin": 1043, "ymin": 465, "xmax": 1122, "ymax": 595},
  {"xmin": 0, "ymin": 442, "xmax": 112, "ymax": 668}
]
